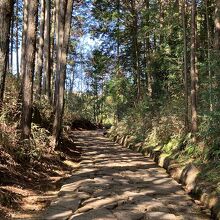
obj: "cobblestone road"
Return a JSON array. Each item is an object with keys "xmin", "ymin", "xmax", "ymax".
[{"xmin": 41, "ymin": 130, "xmax": 211, "ymax": 220}]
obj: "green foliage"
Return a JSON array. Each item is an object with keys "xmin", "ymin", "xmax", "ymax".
[
  {"xmin": 0, "ymin": 75, "xmax": 53, "ymax": 164},
  {"xmin": 198, "ymin": 162, "xmax": 220, "ymax": 193},
  {"xmin": 199, "ymin": 111, "xmax": 220, "ymax": 160}
]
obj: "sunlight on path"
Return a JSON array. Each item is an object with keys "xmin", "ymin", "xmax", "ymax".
[{"xmin": 40, "ymin": 130, "xmax": 211, "ymax": 220}]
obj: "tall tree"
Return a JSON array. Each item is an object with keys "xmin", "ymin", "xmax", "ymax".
[
  {"xmin": 20, "ymin": 0, "xmax": 28, "ymax": 84},
  {"xmin": 51, "ymin": 3, "xmax": 56, "ymax": 96},
  {"xmin": 36, "ymin": 0, "xmax": 46, "ymax": 99},
  {"xmin": 44, "ymin": 0, "xmax": 52, "ymax": 102},
  {"xmin": 21, "ymin": 0, "xmax": 38, "ymax": 139},
  {"xmin": 52, "ymin": 0, "xmax": 74, "ymax": 147},
  {"xmin": 10, "ymin": 9, "xmax": 14, "ymax": 73},
  {"xmin": 182, "ymin": 0, "xmax": 189, "ymax": 132},
  {"xmin": 144, "ymin": 0, "xmax": 152, "ymax": 97},
  {"xmin": 130, "ymin": 0, "xmax": 141, "ymax": 100},
  {"xmin": 0, "ymin": 0, "xmax": 14, "ymax": 106},
  {"xmin": 190, "ymin": 0, "xmax": 198, "ymax": 134},
  {"xmin": 16, "ymin": 0, "xmax": 19, "ymax": 78},
  {"xmin": 205, "ymin": 0, "xmax": 212, "ymax": 111}
]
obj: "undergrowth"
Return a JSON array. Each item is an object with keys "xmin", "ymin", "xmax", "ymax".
[
  {"xmin": 110, "ymin": 95, "xmax": 220, "ymax": 193},
  {"xmin": 0, "ymin": 74, "xmax": 81, "ymax": 218}
]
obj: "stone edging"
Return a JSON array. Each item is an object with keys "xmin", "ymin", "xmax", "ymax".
[{"xmin": 108, "ymin": 132, "xmax": 220, "ymax": 220}]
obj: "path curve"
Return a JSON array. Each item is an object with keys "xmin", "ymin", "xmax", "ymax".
[{"xmin": 41, "ymin": 130, "xmax": 211, "ymax": 220}]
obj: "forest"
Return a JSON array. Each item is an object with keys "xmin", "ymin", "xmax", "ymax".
[{"xmin": 0, "ymin": 0, "xmax": 220, "ymax": 219}]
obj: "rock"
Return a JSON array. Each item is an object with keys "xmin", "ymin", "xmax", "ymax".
[
  {"xmin": 180, "ymin": 164, "xmax": 199, "ymax": 192},
  {"xmin": 113, "ymin": 210, "xmax": 144, "ymax": 220},
  {"xmin": 76, "ymin": 196, "xmax": 119, "ymax": 213},
  {"xmin": 69, "ymin": 208, "xmax": 115, "ymax": 220},
  {"xmin": 42, "ymin": 207, "xmax": 73, "ymax": 220},
  {"xmin": 58, "ymin": 179, "xmax": 95, "ymax": 196},
  {"xmin": 144, "ymin": 212, "xmax": 178, "ymax": 220},
  {"xmin": 51, "ymin": 197, "xmax": 81, "ymax": 212},
  {"xmin": 144, "ymin": 201, "xmax": 169, "ymax": 212}
]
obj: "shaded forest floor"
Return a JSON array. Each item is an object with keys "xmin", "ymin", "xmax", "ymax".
[{"xmin": 0, "ymin": 131, "xmax": 82, "ymax": 220}]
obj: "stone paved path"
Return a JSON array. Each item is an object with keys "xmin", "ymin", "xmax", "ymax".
[{"xmin": 41, "ymin": 130, "xmax": 211, "ymax": 220}]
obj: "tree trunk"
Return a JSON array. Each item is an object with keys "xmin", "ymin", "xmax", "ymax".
[
  {"xmin": 20, "ymin": 0, "xmax": 28, "ymax": 86},
  {"xmin": 16, "ymin": 0, "xmax": 19, "ymax": 78},
  {"xmin": 131, "ymin": 0, "xmax": 141, "ymax": 101},
  {"xmin": 144, "ymin": 0, "xmax": 152, "ymax": 98},
  {"xmin": 159, "ymin": 0, "xmax": 164, "ymax": 46},
  {"xmin": 10, "ymin": 11, "xmax": 14, "ymax": 73},
  {"xmin": 53, "ymin": 0, "xmax": 60, "ymax": 106},
  {"xmin": 0, "ymin": 0, "xmax": 14, "ymax": 106},
  {"xmin": 215, "ymin": 0, "xmax": 220, "ymax": 50},
  {"xmin": 51, "ymin": 5, "xmax": 56, "ymax": 99},
  {"xmin": 214, "ymin": 0, "xmax": 220, "ymax": 110},
  {"xmin": 44, "ymin": 0, "xmax": 52, "ymax": 102},
  {"xmin": 21, "ymin": 0, "xmax": 38, "ymax": 139},
  {"xmin": 36, "ymin": 0, "xmax": 45, "ymax": 99},
  {"xmin": 52, "ymin": 0, "xmax": 73, "ymax": 147},
  {"xmin": 116, "ymin": 0, "xmax": 120, "ymax": 72},
  {"xmin": 190, "ymin": 0, "xmax": 198, "ymax": 134},
  {"xmin": 182, "ymin": 0, "xmax": 189, "ymax": 132},
  {"xmin": 206, "ymin": 0, "xmax": 212, "ymax": 111}
]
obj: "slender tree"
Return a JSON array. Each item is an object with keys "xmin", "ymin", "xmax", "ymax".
[
  {"xmin": 44, "ymin": 0, "xmax": 52, "ymax": 102},
  {"xmin": 20, "ymin": 0, "xmax": 28, "ymax": 84},
  {"xmin": 131, "ymin": 0, "xmax": 141, "ymax": 100},
  {"xmin": 144, "ymin": 0, "xmax": 152, "ymax": 97},
  {"xmin": 36, "ymin": 0, "xmax": 45, "ymax": 99},
  {"xmin": 214, "ymin": 0, "xmax": 220, "ymax": 111},
  {"xmin": 190, "ymin": 0, "xmax": 198, "ymax": 134},
  {"xmin": 10, "ymin": 9, "xmax": 14, "ymax": 73},
  {"xmin": 182, "ymin": 0, "xmax": 189, "ymax": 132},
  {"xmin": 51, "ymin": 3, "xmax": 56, "ymax": 97},
  {"xmin": 0, "ymin": 0, "xmax": 14, "ymax": 106},
  {"xmin": 16, "ymin": 0, "xmax": 19, "ymax": 78},
  {"xmin": 53, "ymin": 0, "xmax": 59, "ymax": 106}
]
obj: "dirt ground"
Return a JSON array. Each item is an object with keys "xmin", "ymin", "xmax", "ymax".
[{"xmin": 0, "ymin": 132, "xmax": 81, "ymax": 220}]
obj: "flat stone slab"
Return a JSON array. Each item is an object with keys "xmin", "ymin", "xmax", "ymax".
[
  {"xmin": 69, "ymin": 208, "xmax": 115, "ymax": 220},
  {"xmin": 42, "ymin": 208, "xmax": 73, "ymax": 220},
  {"xmin": 39, "ymin": 130, "xmax": 211, "ymax": 220},
  {"xmin": 113, "ymin": 209, "xmax": 144, "ymax": 220},
  {"xmin": 144, "ymin": 211, "xmax": 179, "ymax": 220}
]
